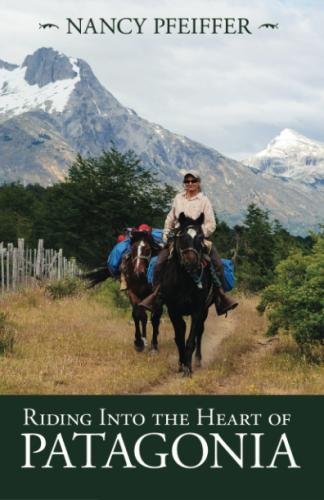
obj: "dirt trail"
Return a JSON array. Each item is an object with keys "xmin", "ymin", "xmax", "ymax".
[{"xmin": 144, "ymin": 307, "xmax": 238, "ymax": 394}]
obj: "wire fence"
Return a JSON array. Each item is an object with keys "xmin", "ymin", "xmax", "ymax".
[{"xmin": 0, "ymin": 239, "xmax": 80, "ymax": 294}]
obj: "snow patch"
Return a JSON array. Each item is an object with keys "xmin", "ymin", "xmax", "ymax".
[
  {"xmin": 0, "ymin": 57, "xmax": 80, "ymax": 117},
  {"xmin": 178, "ymin": 135, "xmax": 188, "ymax": 144},
  {"xmin": 154, "ymin": 124, "xmax": 165, "ymax": 138}
]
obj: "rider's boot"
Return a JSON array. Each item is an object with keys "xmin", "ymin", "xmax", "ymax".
[
  {"xmin": 138, "ymin": 285, "xmax": 161, "ymax": 312},
  {"xmin": 215, "ymin": 287, "xmax": 239, "ymax": 316},
  {"xmin": 119, "ymin": 272, "xmax": 127, "ymax": 291},
  {"xmin": 139, "ymin": 247, "xmax": 169, "ymax": 312}
]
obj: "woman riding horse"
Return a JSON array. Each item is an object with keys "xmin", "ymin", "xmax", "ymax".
[{"xmin": 139, "ymin": 170, "xmax": 238, "ymax": 315}]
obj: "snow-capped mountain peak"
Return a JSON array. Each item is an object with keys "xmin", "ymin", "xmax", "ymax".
[
  {"xmin": 0, "ymin": 48, "xmax": 80, "ymax": 118},
  {"xmin": 244, "ymin": 129, "xmax": 324, "ymax": 185},
  {"xmin": 268, "ymin": 128, "xmax": 321, "ymax": 151}
]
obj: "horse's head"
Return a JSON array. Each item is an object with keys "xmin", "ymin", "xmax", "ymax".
[
  {"xmin": 130, "ymin": 231, "xmax": 152, "ymax": 277},
  {"xmin": 175, "ymin": 212, "xmax": 205, "ymax": 271}
]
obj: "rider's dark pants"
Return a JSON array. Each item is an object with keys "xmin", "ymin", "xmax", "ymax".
[
  {"xmin": 153, "ymin": 248, "xmax": 169, "ymax": 288},
  {"xmin": 209, "ymin": 245, "xmax": 225, "ymax": 288}
]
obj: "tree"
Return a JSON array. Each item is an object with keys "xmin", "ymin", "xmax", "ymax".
[
  {"xmin": 236, "ymin": 204, "xmax": 276, "ymax": 291},
  {"xmin": 38, "ymin": 148, "xmax": 175, "ymax": 266},
  {"xmin": 211, "ymin": 217, "xmax": 236, "ymax": 258},
  {"xmin": 0, "ymin": 183, "xmax": 45, "ymax": 245},
  {"xmin": 258, "ymin": 235, "xmax": 324, "ymax": 345}
]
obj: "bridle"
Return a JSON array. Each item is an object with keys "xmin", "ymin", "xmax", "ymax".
[
  {"xmin": 176, "ymin": 225, "xmax": 203, "ymax": 268},
  {"xmin": 179, "ymin": 246, "xmax": 200, "ymax": 261},
  {"xmin": 132, "ymin": 240, "xmax": 152, "ymax": 271}
]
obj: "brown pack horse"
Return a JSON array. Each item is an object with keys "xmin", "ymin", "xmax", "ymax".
[
  {"xmin": 123, "ymin": 231, "xmax": 163, "ymax": 353},
  {"xmin": 83, "ymin": 231, "xmax": 162, "ymax": 353}
]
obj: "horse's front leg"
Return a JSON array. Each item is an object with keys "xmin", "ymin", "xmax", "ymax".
[
  {"xmin": 132, "ymin": 304, "xmax": 146, "ymax": 352},
  {"xmin": 150, "ymin": 305, "xmax": 163, "ymax": 353},
  {"xmin": 184, "ymin": 311, "xmax": 204, "ymax": 376},
  {"xmin": 140, "ymin": 308, "xmax": 148, "ymax": 347},
  {"xmin": 128, "ymin": 290, "xmax": 147, "ymax": 352},
  {"xmin": 195, "ymin": 308, "xmax": 208, "ymax": 368},
  {"xmin": 168, "ymin": 308, "xmax": 186, "ymax": 371}
]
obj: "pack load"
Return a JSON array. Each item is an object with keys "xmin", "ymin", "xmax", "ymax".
[
  {"xmin": 221, "ymin": 258, "xmax": 235, "ymax": 291},
  {"xmin": 107, "ymin": 227, "xmax": 164, "ymax": 277},
  {"xmin": 107, "ymin": 238, "xmax": 131, "ymax": 276}
]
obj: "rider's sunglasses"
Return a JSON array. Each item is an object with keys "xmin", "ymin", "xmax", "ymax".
[{"xmin": 184, "ymin": 179, "xmax": 198, "ymax": 184}]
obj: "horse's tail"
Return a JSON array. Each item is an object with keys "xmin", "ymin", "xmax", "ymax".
[{"xmin": 81, "ymin": 266, "xmax": 112, "ymax": 288}]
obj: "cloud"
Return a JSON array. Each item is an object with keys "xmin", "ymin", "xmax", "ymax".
[{"xmin": 1, "ymin": 0, "xmax": 324, "ymax": 158}]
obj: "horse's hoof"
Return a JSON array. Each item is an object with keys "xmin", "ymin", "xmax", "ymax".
[
  {"xmin": 149, "ymin": 347, "xmax": 159, "ymax": 356},
  {"xmin": 182, "ymin": 366, "xmax": 192, "ymax": 378},
  {"xmin": 178, "ymin": 363, "xmax": 185, "ymax": 373},
  {"xmin": 134, "ymin": 342, "xmax": 145, "ymax": 352}
]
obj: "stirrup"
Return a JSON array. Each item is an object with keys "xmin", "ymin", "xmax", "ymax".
[{"xmin": 119, "ymin": 275, "xmax": 127, "ymax": 291}]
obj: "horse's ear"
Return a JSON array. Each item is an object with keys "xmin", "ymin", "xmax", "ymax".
[
  {"xmin": 178, "ymin": 212, "xmax": 186, "ymax": 226},
  {"xmin": 131, "ymin": 230, "xmax": 141, "ymax": 242},
  {"xmin": 196, "ymin": 213, "xmax": 204, "ymax": 226}
]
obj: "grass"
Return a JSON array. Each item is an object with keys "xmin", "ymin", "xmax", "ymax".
[
  {"xmin": 230, "ymin": 336, "xmax": 324, "ymax": 394},
  {"xmin": 0, "ymin": 311, "xmax": 16, "ymax": 355},
  {"xmin": 0, "ymin": 280, "xmax": 176, "ymax": 394},
  {"xmin": 184, "ymin": 296, "xmax": 324, "ymax": 395},
  {"xmin": 0, "ymin": 283, "xmax": 323, "ymax": 394}
]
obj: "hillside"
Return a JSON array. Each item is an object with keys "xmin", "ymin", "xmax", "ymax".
[{"xmin": 0, "ymin": 48, "xmax": 323, "ymax": 234}]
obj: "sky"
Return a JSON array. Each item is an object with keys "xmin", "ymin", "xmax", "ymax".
[{"xmin": 1, "ymin": 0, "xmax": 324, "ymax": 159}]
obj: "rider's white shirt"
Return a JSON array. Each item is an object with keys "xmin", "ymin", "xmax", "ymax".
[{"xmin": 163, "ymin": 191, "xmax": 216, "ymax": 240}]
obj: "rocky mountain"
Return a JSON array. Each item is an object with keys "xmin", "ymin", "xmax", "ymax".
[
  {"xmin": 0, "ymin": 47, "xmax": 323, "ymax": 235},
  {"xmin": 244, "ymin": 128, "xmax": 324, "ymax": 186}
]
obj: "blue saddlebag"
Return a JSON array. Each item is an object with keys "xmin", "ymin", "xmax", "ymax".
[{"xmin": 221, "ymin": 258, "xmax": 235, "ymax": 291}]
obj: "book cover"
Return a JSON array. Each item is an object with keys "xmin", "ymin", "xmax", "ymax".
[{"xmin": 0, "ymin": 1, "xmax": 323, "ymax": 499}]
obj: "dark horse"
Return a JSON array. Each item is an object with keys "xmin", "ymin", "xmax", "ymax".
[
  {"xmin": 125, "ymin": 231, "xmax": 162, "ymax": 353},
  {"xmin": 160, "ymin": 213, "xmax": 214, "ymax": 376}
]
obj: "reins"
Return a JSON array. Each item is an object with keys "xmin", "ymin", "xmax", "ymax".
[{"xmin": 132, "ymin": 254, "xmax": 151, "ymax": 265}]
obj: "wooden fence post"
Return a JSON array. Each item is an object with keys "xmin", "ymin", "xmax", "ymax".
[
  {"xmin": 0, "ymin": 239, "xmax": 80, "ymax": 295},
  {"xmin": 58, "ymin": 249, "xmax": 63, "ymax": 280},
  {"xmin": 35, "ymin": 239, "xmax": 44, "ymax": 279},
  {"xmin": 0, "ymin": 244, "xmax": 4, "ymax": 295}
]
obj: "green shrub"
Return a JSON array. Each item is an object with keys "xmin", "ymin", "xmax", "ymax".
[
  {"xmin": 91, "ymin": 279, "xmax": 129, "ymax": 312},
  {"xmin": 258, "ymin": 236, "xmax": 324, "ymax": 346},
  {"xmin": 45, "ymin": 277, "xmax": 85, "ymax": 300},
  {"xmin": 0, "ymin": 311, "xmax": 15, "ymax": 354}
]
